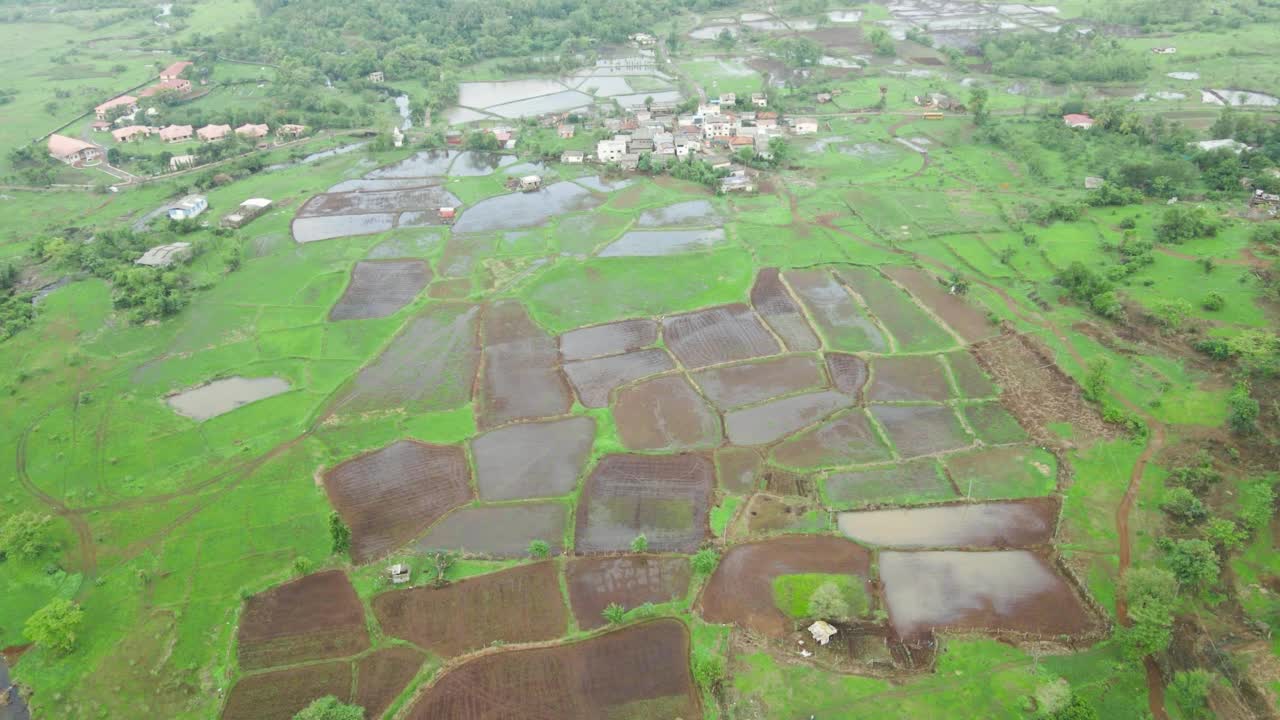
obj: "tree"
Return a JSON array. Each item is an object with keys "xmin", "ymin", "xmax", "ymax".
[
  {"xmin": 328, "ymin": 512, "xmax": 351, "ymax": 555},
  {"xmin": 1149, "ymin": 299, "xmax": 1191, "ymax": 333},
  {"xmin": 24, "ymin": 598, "xmax": 84, "ymax": 655},
  {"xmin": 1119, "ymin": 566, "xmax": 1176, "ymax": 661},
  {"xmin": 807, "ymin": 582, "xmax": 852, "ymax": 622},
  {"xmin": 1162, "ymin": 538, "xmax": 1219, "ymax": 588},
  {"xmin": 716, "ymin": 28, "xmax": 736, "ymax": 51},
  {"xmin": 867, "ymin": 27, "xmax": 895, "ymax": 56},
  {"xmin": 1227, "ymin": 381, "xmax": 1259, "ymax": 435},
  {"xmin": 602, "ymin": 602, "xmax": 626, "ymax": 624},
  {"xmin": 1155, "ymin": 205, "xmax": 1217, "ymax": 244},
  {"xmin": 1168, "ymin": 670, "xmax": 1213, "ymax": 720},
  {"xmin": 968, "ymin": 87, "xmax": 990, "ymax": 126},
  {"xmin": 293, "ymin": 696, "xmax": 365, "ymax": 720},
  {"xmin": 691, "ymin": 548, "xmax": 719, "ymax": 575},
  {"xmin": 1159, "ymin": 487, "xmax": 1207, "ymax": 525},
  {"xmin": 0, "ymin": 511, "xmax": 54, "ymax": 561},
  {"xmin": 429, "ymin": 551, "xmax": 457, "ymax": 587},
  {"xmin": 1052, "ymin": 694, "xmax": 1100, "ymax": 720},
  {"xmin": 1203, "ymin": 517, "xmax": 1246, "ymax": 550},
  {"xmin": 630, "ymin": 534, "xmax": 648, "ymax": 552},
  {"xmin": 1082, "ymin": 358, "xmax": 1109, "ymax": 403},
  {"xmin": 527, "ymin": 539, "xmax": 550, "ymax": 559}
]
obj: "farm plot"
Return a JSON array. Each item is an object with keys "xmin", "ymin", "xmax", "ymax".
[
  {"xmin": 750, "ymin": 268, "xmax": 821, "ymax": 351},
  {"xmin": 566, "ymin": 555, "xmax": 692, "ymax": 630},
  {"xmin": 355, "ymin": 647, "xmax": 427, "ymax": 720},
  {"xmin": 837, "ymin": 498, "xmax": 1059, "ymax": 548},
  {"xmin": 373, "ymin": 562, "xmax": 567, "ymax": 656},
  {"xmin": 599, "ymin": 228, "xmax": 727, "ymax": 257},
  {"xmin": 328, "ymin": 260, "xmax": 431, "ymax": 321},
  {"xmin": 945, "ymin": 350, "xmax": 998, "ymax": 397},
  {"xmin": 732, "ymin": 494, "xmax": 828, "ymax": 536},
  {"xmin": 878, "ymin": 551, "xmax": 1094, "ymax": 641},
  {"xmin": 699, "ymin": 536, "xmax": 871, "ymax": 636},
  {"xmin": 636, "ymin": 200, "xmax": 723, "ymax": 227},
  {"xmin": 866, "ymin": 355, "xmax": 952, "ymax": 402},
  {"xmin": 825, "ymin": 353, "xmax": 869, "ymax": 398},
  {"xmin": 716, "ymin": 446, "xmax": 764, "ymax": 493},
  {"xmin": 882, "ymin": 266, "xmax": 997, "ymax": 343},
  {"xmin": 661, "ymin": 304, "xmax": 780, "ymax": 369},
  {"xmin": 691, "ymin": 355, "xmax": 826, "ymax": 410},
  {"xmin": 292, "ymin": 186, "xmax": 462, "ymax": 244},
  {"xmin": 771, "ymin": 409, "xmax": 893, "ymax": 470},
  {"xmin": 576, "ymin": 453, "xmax": 714, "ymax": 553},
  {"xmin": 871, "ymin": 405, "xmax": 971, "ymax": 458},
  {"xmin": 613, "ymin": 375, "xmax": 722, "ymax": 451},
  {"xmin": 836, "ymin": 266, "xmax": 955, "ymax": 351},
  {"xmin": 564, "ymin": 349, "xmax": 675, "ymax": 407},
  {"xmin": 477, "ymin": 301, "xmax": 573, "ymax": 428},
  {"xmin": 847, "ymin": 189, "xmax": 1005, "ymax": 239},
  {"xmin": 943, "ymin": 446, "xmax": 1058, "ymax": 500},
  {"xmin": 784, "ymin": 270, "xmax": 888, "ymax": 352},
  {"xmin": 963, "ymin": 402, "xmax": 1028, "ymax": 444},
  {"xmin": 221, "ymin": 662, "xmax": 353, "ymax": 720},
  {"xmin": 405, "ymin": 619, "xmax": 699, "ymax": 720},
  {"xmin": 333, "ymin": 304, "xmax": 480, "ymax": 414},
  {"xmin": 236, "ymin": 571, "xmax": 369, "ymax": 671},
  {"xmin": 559, "ymin": 319, "xmax": 659, "ymax": 361},
  {"xmin": 724, "ymin": 391, "xmax": 852, "ymax": 446},
  {"xmin": 166, "ymin": 376, "xmax": 291, "ymax": 421},
  {"xmin": 823, "ymin": 459, "xmax": 956, "ymax": 508},
  {"xmin": 365, "ymin": 150, "xmax": 460, "ymax": 178},
  {"xmin": 452, "ymin": 182, "xmax": 603, "ymax": 234},
  {"xmin": 415, "ymin": 502, "xmax": 568, "ymax": 557},
  {"xmin": 323, "ymin": 440, "xmax": 472, "ymax": 563},
  {"xmin": 471, "ymin": 417, "xmax": 595, "ymax": 500}
]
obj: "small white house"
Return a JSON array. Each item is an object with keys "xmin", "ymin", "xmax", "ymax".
[
  {"xmin": 389, "ymin": 563, "xmax": 411, "ymax": 584},
  {"xmin": 751, "ymin": 92, "xmax": 768, "ymax": 108},
  {"xmin": 597, "ymin": 139, "xmax": 628, "ymax": 163},
  {"xmin": 808, "ymin": 621, "xmax": 838, "ymax": 646},
  {"xmin": 168, "ymin": 194, "xmax": 208, "ymax": 221},
  {"xmin": 520, "ymin": 175, "xmax": 542, "ymax": 192},
  {"xmin": 561, "ymin": 150, "xmax": 585, "ymax": 164}
]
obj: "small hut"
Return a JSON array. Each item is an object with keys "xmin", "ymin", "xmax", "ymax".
[
  {"xmin": 807, "ymin": 620, "xmax": 838, "ymax": 646},
  {"xmin": 389, "ymin": 563, "xmax": 411, "ymax": 584}
]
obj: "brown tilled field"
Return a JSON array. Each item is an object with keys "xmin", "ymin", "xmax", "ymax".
[
  {"xmin": 566, "ymin": 555, "xmax": 692, "ymax": 630},
  {"xmin": 662, "ymin": 303, "xmax": 781, "ymax": 369},
  {"xmin": 559, "ymin": 318, "xmax": 659, "ymax": 361},
  {"xmin": 563, "ymin": 348, "xmax": 675, "ymax": 407},
  {"xmin": 478, "ymin": 301, "xmax": 573, "ymax": 428},
  {"xmin": 372, "ymin": 561, "xmax": 567, "ymax": 656},
  {"xmin": 691, "ymin": 355, "xmax": 826, "ymax": 410},
  {"xmin": 870, "ymin": 404, "xmax": 972, "ymax": 458},
  {"xmin": 576, "ymin": 453, "xmax": 714, "ymax": 553},
  {"xmin": 328, "ymin": 260, "xmax": 432, "ymax": 321},
  {"xmin": 355, "ymin": 646, "xmax": 426, "ymax": 719},
  {"xmin": 750, "ymin": 268, "xmax": 821, "ymax": 351},
  {"xmin": 613, "ymin": 375, "xmax": 722, "ymax": 450},
  {"xmin": 866, "ymin": 355, "xmax": 953, "ymax": 402},
  {"xmin": 882, "ymin": 266, "xmax": 996, "ymax": 343},
  {"xmin": 771, "ymin": 409, "xmax": 893, "ymax": 469},
  {"xmin": 322, "ymin": 439, "xmax": 472, "ymax": 563},
  {"xmin": 825, "ymin": 352, "xmax": 869, "ymax": 398},
  {"xmin": 236, "ymin": 570, "xmax": 369, "ymax": 671},
  {"xmin": 221, "ymin": 662, "xmax": 353, "ymax": 720},
  {"xmin": 716, "ymin": 446, "xmax": 763, "ymax": 493},
  {"xmin": 699, "ymin": 535, "xmax": 872, "ymax": 636},
  {"xmin": 405, "ymin": 619, "xmax": 699, "ymax": 720}
]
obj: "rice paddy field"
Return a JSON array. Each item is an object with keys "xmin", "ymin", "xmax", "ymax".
[{"xmin": 1, "ymin": 0, "xmax": 1279, "ymax": 719}]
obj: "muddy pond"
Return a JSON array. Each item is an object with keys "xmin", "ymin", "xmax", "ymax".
[{"xmin": 166, "ymin": 376, "xmax": 291, "ymax": 420}]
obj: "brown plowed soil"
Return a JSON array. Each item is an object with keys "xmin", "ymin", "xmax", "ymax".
[
  {"xmin": 221, "ymin": 661, "xmax": 352, "ymax": 720},
  {"xmin": 478, "ymin": 301, "xmax": 573, "ymax": 428},
  {"xmin": 871, "ymin": 404, "xmax": 972, "ymax": 458},
  {"xmin": 328, "ymin": 260, "xmax": 431, "ymax": 321},
  {"xmin": 576, "ymin": 453, "xmax": 714, "ymax": 553},
  {"xmin": 750, "ymin": 268, "xmax": 821, "ymax": 351},
  {"xmin": 613, "ymin": 375, "xmax": 722, "ymax": 450},
  {"xmin": 691, "ymin": 355, "xmax": 826, "ymax": 410},
  {"xmin": 563, "ymin": 349, "xmax": 675, "ymax": 408},
  {"xmin": 866, "ymin": 355, "xmax": 952, "ymax": 402},
  {"xmin": 559, "ymin": 319, "xmax": 659, "ymax": 361},
  {"xmin": 699, "ymin": 535, "xmax": 872, "ymax": 636},
  {"xmin": 661, "ymin": 303, "xmax": 781, "ymax": 369},
  {"xmin": 355, "ymin": 646, "xmax": 426, "ymax": 719},
  {"xmin": 405, "ymin": 619, "xmax": 699, "ymax": 720},
  {"xmin": 771, "ymin": 409, "xmax": 893, "ymax": 469},
  {"xmin": 716, "ymin": 446, "xmax": 763, "ymax": 493},
  {"xmin": 882, "ymin": 266, "xmax": 997, "ymax": 343},
  {"xmin": 566, "ymin": 555, "xmax": 692, "ymax": 630},
  {"xmin": 373, "ymin": 562, "xmax": 567, "ymax": 656},
  {"xmin": 825, "ymin": 352, "xmax": 869, "ymax": 398},
  {"xmin": 236, "ymin": 570, "xmax": 369, "ymax": 671},
  {"xmin": 323, "ymin": 440, "xmax": 472, "ymax": 563},
  {"xmin": 471, "ymin": 417, "xmax": 595, "ymax": 500}
]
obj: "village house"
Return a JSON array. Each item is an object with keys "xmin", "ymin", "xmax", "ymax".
[
  {"xmin": 519, "ymin": 175, "xmax": 542, "ymax": 192},
  {"xmin": 1192, "ymin": 138, "xmax": 1250, "ymax": 154},
  {"xmin": 719, "ymin": 92, "xmax": 737, "ymax": 106},
  {"xmin": 197, "ymin": 124, "xmax": 232, "ymax": 142},
  {"xmin": 169, "ymin": 154, "xmax": 196, "ymax": 171},
  {"xmin": 368, "ymin": 71, "xmax": 385, "ymax": 83},
  {"xmin": 756, "ymin": 111, "xmax": 778, "ymax": 130},
  {"xmin": 445, "ymin": 130, "xmax": 463, "ymax": 146},
  {"xmin": 90, "ymin": 120, "xmax": 111, "ymax": 133},
  {"xmin": 597, "ymin": 138, "xmax": 628, "ymax": 163},
  {"xmin": 392, "ymin": 126, "xmax": 404, "ymax": 148},
  {"xmin": 235, "ymin": 123, "xmax": 270, "ymax": 140},
  {"xmin": 276, "ymin": 124, "xmax": 306, "ymax": 138},
  {"xmin": 561, "ymin": 150, "xmax": 585, "ymax": 164},
  {"xmin": 47, "ymin": 134, "xmax": 103, "ymax": 166},
  {"xmin": 628, "ymin": 138, "xmax": 654, "ymax": 154},
  {"xmin": 751, "ymin": 92, "xmax": 767, "ymax": 108},
  {"xmin": 697, "ymin": 102, "xmax": 719, "ymax": 117},
  {"xmin": 221, "ymin": 198, "xmax": 272, "ymax": 228},
  {"xmin": 1063, "ymin": 113, "xmax": 1095, "ymax": 129},
  {"xmin": 437, "ymin": 206, "xmax": 457, "ymax": 222},
  {"xmin": 1151, "ymin": 46, "xmax": 1177, "ymax": 54},
  {"xmin": 140, "ymin": 78, "xmax": 192, "ymax": 98},
  {"xmin": 159, "ymin": 61, "xmax": 192, "ymax": 81},
  {"xmin": 791, "ymin": 118, "xmax": 818, "ymax": 135},
  {"xmin": 94, "ymin": 95, "xmax": 138, "ymax": 121},
  {"xmin": 705, "ymin": 154, "xmax": 731, "ymax": 170},
  {"xmin": 721, "ymin": 174, "xmax": 754, "ymax": 193},
  {"xmin": 618, "ymin": 153, "xmax": 641, "ymax": 171},
  {"xmin": 168, "ymin": 195, "xmax": 208, "ymax": 221},
  {"xmin": 557, "ymin": 124, "xmax": 575, "ymax": 139},
  {"xmin": 629, "ymin": 32, "xmax": 656, "ymax": 46},
  {"xmin": 111, "ymin": 125, "xmax": 152, "ymax": 143},
  {"xmin": 135, "ymin": 241, "xmax": 193, "ymax": 267},
  {"xmin": 159, "ymin": 124, "xmax": 193, "ymax": 143},
  {"xmin": 729, "ymin": 135, "xmax": 755, "ymax": 150},
  {"xmin": 702, "ymin": 115, "xmax": 733, "ymax": 139},
  {"xmin": 388, "ymin": 564, "xmax": 411, "ymax": 584},
  {"xmin": 1084, "ymin": 176, "xmax": 1105, "ymax": 190}
]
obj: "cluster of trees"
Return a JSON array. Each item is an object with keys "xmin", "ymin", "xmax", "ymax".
[
  {"xmin": 0, "ymin": 261, "xmax": 34, "ymax": 339},
  {"xmin": 979, "ymin": 31, "xmax": 1148, "ymax": 84},
  {"xmin": 630, "ymin": 153, "xmax": 728, "ymax": 190}
]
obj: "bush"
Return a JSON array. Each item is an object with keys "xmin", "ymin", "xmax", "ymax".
[
  {"xmin": 1161, "ymin": 538, "xmax": 1219, "ymax": 588},
  {"xmin": 1168, "ymin": 670, "xmax": 1214, "ymax": 720},
  {"xmin": 1251, "ymin": 224, "xmax": 1280, "ymax": 245},
  {"xmin": 0, "ymin": 511, "xmax": 54, "ymax": 561},
  {"xmin": 1155, "ymin": 205, "xmax": 1218, "ymax": 244},
  {"xmin": 1203, "ymin": 517, "xmax": 1247, "ymax": 550},
  {"xmin": 692, "ymin": 652, "xmax": 726, "ymax": 691},
  {"xmin": 1227, "ymin": 382, "xmax": 1259, "ymax": 435},
  {"xmin": 1160, "ymin": 487, "xmax": 1208, "ymax": 524},
  {"xmin": 691, "ymin": 548, "xmax": 719, "ymax": 575},
  {"xmin": 293, "ymin": 696, "xmax": 365, "ymax": 720},
  {"xmin": 328, "ymin": 512, "xmax": 351, "ymax": 555},
  {"xmin": 630, "ymin": 534, "xmax": 648, "ymax": 553},
  {"xmin": 602, "ymin": 602, "xmax": 626, "ymax": 624},
  {"xmin": 807, "ymin": 582, "xmax": 854, "ymax": 622},
  {"xmin": 24, "ymin": 598, "xmax": 84, "ymax": 655},
  {"xmin": 1149, "ymin": 298, "xmax": 1192, "ymax": 332},
  {"xmin": 527, "ymin": 539, "xmax": 550, "ymax": 559},
  {"xmin": 1201, "ymin": 292, "xmax": 1225, "ymax": 311},
  {"xmin": 1237, "ymin": 480, "xmax": 1275, "ymax": 533}
]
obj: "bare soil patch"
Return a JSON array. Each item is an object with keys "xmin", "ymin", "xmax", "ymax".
[
  {"xmin": 323, "ymin": 440, "xmax": 472, "ymax": 563},
  {"xmin": 871, "ymin": 405, "xmax": 971, "ymax": 458},
  {"xmin": 691, "ymin": 355, "xmax": 826, "ymax": 410},
  {"xmin": 414, "ymin": 502, "xmax": 568, "ymax": 557},
  {"xmin": 567, "ymin": 555, "xmax": 692, "ymax": 629},
  {"xmin": 564, "ymin": 349, "xmax": 675, "ymax": 408},
  {"xmin": 772, "ymin": 409, "xmax": 893, "ymax": 469},
  {"xmin": 784, "ymin": 269, "xmax": 888, "ymax": 352},
  {"xmin": 716, "ymin": 446, "xmax": 763, "ymax": 493},
  {"xmin": 471, "ymin": 417, "xmax": 595, "ymax": 500},
  {"xmin": 699, "ymin": 536, "xmax": 871, "ymax": 636},
  {"xmin": 731, "ymin": 493, "xmax": 827, "ymax": 536},
  {"xmin": 478, "ymin": 301, "xmax": 573, "ymax": 428},
  {"xmin": 355, "ymin": 646, "xmax": 426, "ymax": 719},
  {"xmin": 405, "ymin": 619, "xmax": 699, "ymax": 720},
  {"xmin": 576, "ymin": 453, "xmax": 714, "ymax": 553},
  {"xmin": 237, "ymin": 571, "xmax": 369, "ymax": 671},
  {"xmin": 613, "ymin": 375, "xmax": 722, "ymax": 450},
  {"xmin": 826, "ymin": 352, "xmax": 869, "ymax": 398},
  {"xmin": 866, "ymin": 355, "xmax": 952, "ymax": 402},
  {"xmin": 374, "ymin": 562, "xmax": 567, "ymax": 656},
  {"xmin": 661, "ymin": 304, "xmax": 780, "ymax": 369},
  {"xmin": 882, "ymin": 266, "xmax": 997, "ymax": 343},
  {"xmin": 724, "ymin": 390, "xmax": 851, "ymax": 446},
  {"xmin": 221, "ymin": 661, "xmax": 352, "ymax": 720},
  {"xmin": 837, "ymin": 498, "xmax": 1059, "ymax": 548},
  {"xmin": 751, "ymin": 268, "xmax": 821, "ymax": 351},
  {"xmin": 559, "ymin": 319, "xmax": 659, "ymax": 361},
  {"xmin": 329, "ymin": 260, "xmax": 431, "ymax": 321}
]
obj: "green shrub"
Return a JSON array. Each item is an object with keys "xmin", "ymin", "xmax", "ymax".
[
  {"xmin": 0, "ymin": 511, "xmax": 54, "ymax": 561},
  {"xmin": 24, "ymin": 598, "xmax": 84, "ymax": 655},
  {"xmin": 527, "ymin": 539, "xmax": 550, "ymax": 559},
  {"xmin": 691, "ymin": 548, "xmax": 719, "ymax": 575},
  {"xmin": 1201, "ymin": 292, "xmax": 1225, "ymax": 311}
]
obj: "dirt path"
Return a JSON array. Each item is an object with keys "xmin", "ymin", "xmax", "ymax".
[{"xmin": 1154, "ymin": 245, "xmax": 1268, "ymax": 269}]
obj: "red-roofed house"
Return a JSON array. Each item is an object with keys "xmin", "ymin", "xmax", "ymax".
[
  {"xmin": 47, "ymin": 134, "xmax": 103, "ymax": 166},
  {"xmin": 90, "ymin": 120, "xmax": 111, "ymax": 133},
  {"xmin": 112, "ymin": 125, "xmax": 152, "ymax": 143},
  {"xmin": 197, "ymin": 124, "xmax": 231, "ymax": 142},
  {"xmin": 95, "ymin": 95, "xmax": 138, "ymax": 121},
  {"xmin": 160, "ymin": 61, "xmax": 193, "ymax": 81},
  {"xmin": 140, "ymin": 78, "xmax": 193, "ymax": 98},
  {"xmin": 1063, "ymin": 113, "xmax": 1095, "ymax": 129},
  {"xmin": 159, "ymin": 124, "xmax": 194, "ymax": 143},
  {"xmin": 235, "ymin": 123, "xmax": 270, "ymax": 139}
]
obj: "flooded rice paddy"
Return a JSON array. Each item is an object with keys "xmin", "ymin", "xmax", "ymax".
[
  {"xmin": 166, "ymin": 376, "xmax": 290, "ymax": 420},
  {"xmin": 837, "ymin": 498, "xmax": 1059, "ymax": 548},
  {"xmin": 451, "ymin": 182, "xmax": 602, "ymax": 234},
  {"xmin": 471, "ymin": 417, "xmax": 595, "ymax": 500},
  {"xmin": 575, "ymin": 453, "xmax": 714, "ymax": 553},
  {"xmin": 614, "ymin": 375, "xmax": 722, "ymax": 450},
  {"xmin": 415, "ymin": 502, "xmax": 568, "ymax": 557}
]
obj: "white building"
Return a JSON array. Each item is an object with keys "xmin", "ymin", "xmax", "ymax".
[
  {"xmin": 792, "ymin": 118, "xmax": 818, "ymax": 135},
  {"xmin": 597, "ymin": 139, "xmax": 628, "ymax": 163},
  {"xmin": 168, "ymin": 195, "xmax": 208, "ymax": 221},
  {"xmin": 719, "ymin": 92, "xmax": 737, "ymax": 105},
  {"xmin": 702, "ymin": 115, "xmax": 733, "ymax": 139},
  {"xmin": 751, "ymin": 92, "xmax": 768, "ymax": 108}
]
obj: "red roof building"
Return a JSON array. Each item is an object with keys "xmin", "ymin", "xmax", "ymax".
[
  {"xmin": 1063, "ymin": 113, "xmax": 1095, "ymax": 129},
  {"xmin": 94, "ymin": 95, "xmax": 138, "ymax": 121},
  {"xmin": 47, "ymin": 134, "xmax": 103, "ymax": 166},
  {"xmin": 160, "ymin": 61, "xmax": 193, "ymax": 81},
  {"xmin": 140, "ymin": 78, "xmax": 192, "ymax": 97}
]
